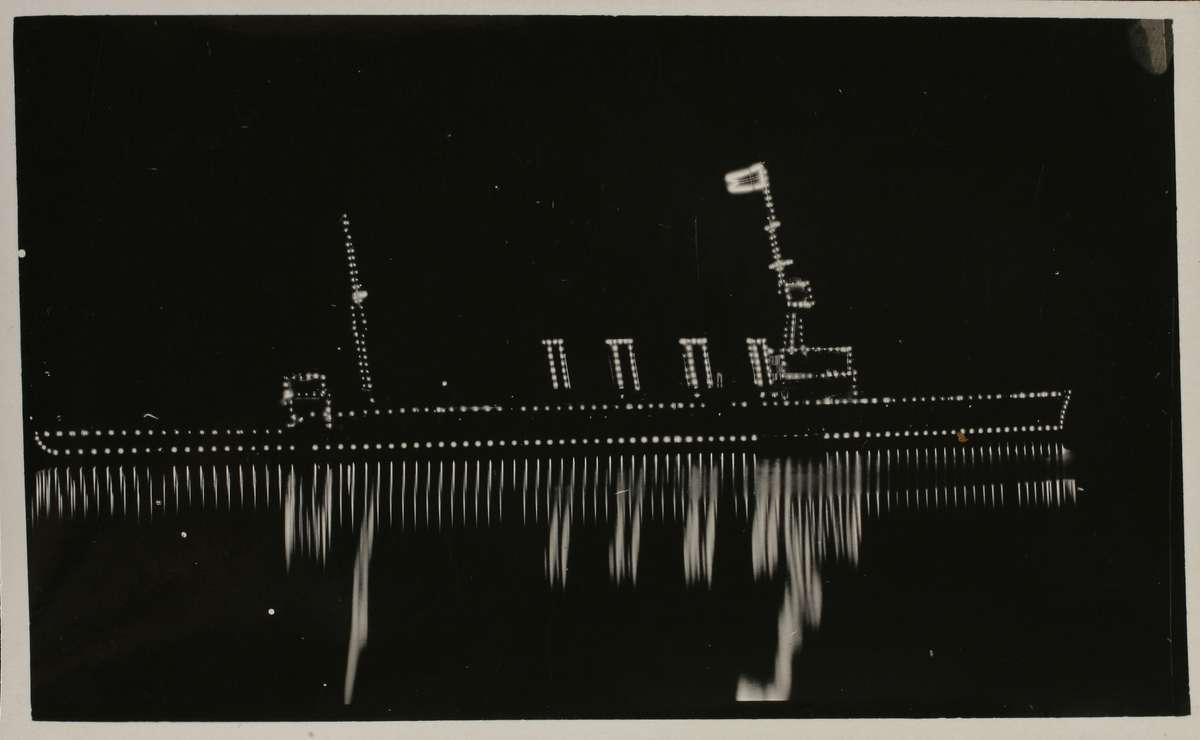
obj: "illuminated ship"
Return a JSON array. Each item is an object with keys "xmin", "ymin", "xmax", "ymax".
[{"xmin": 28, "ymin": 162, "xmax": 1072, "ymax": 463}]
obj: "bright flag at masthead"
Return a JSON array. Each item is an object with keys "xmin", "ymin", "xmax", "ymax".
[{"xmin": 724, "ymin": 162, "xmax": 769, "ymax": 194}]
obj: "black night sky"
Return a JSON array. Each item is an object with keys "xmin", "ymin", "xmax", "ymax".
[{"xmin": 15, "ymin": 17, "xmax": 1178, "ymax": 437}]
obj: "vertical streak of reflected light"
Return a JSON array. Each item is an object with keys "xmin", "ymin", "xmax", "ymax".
[
  {"xmin": 436, "ymin": 461, "xmax": 444, "ymax": 531},
  {"xmin": 486, "ymin": 460, "xmax": 493, "ymax": 526},
  {"xmin": 424, "ymin": 460, "xmax": 432, "ymax": 529},
  {"xmin": 344, "ymin": 484, "xmax": 376, "ymax": 705}
]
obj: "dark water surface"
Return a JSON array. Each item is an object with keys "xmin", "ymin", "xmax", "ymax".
[{"xmin": 25, "ymin": 437, "xmax": 1185, "ymax": 720}]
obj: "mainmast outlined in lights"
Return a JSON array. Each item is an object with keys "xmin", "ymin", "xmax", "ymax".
[{"xmin": 725, "ymin": 162, "xmax": 858, "ymax": 396}]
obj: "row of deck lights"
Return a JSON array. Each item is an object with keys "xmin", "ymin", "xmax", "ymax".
[
  {"xmin": 324, "ymin": 389, "xmax": 1065, "ymax": 419},
  {"xmin": 34, "ymin": 388, "xmax": 1066, "ymax": 446},
  {"xmin": 47, "ymin": 427, "xmax": 287, "ymax": 437},
  {"xmin": 333, "ymin": 401, "xmax": 711, "ymax": 418},
  {"xmin": 34, "ymin": 441, "xmax": 299, "ymax": 457},
  {"xmin": 35, "ymin": 422, "xmax": 1065, "ymax": 458},
  {"xmin": 306, "ymin": 435, "xmax": 763, "ymax": 452},
  {"xmin": 35, "ymin": 416, "xmax": 1065, "ymax": 458},
  {"xmin": 821, "ymin": 425, "xmax": 1062, "ymax": 440}
]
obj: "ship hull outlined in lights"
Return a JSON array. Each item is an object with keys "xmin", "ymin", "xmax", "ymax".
[{"xmin": 26, "ymin": 163, "xmax": 1071, "ymax": 464}]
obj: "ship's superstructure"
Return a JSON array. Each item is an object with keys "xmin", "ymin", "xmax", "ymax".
[{"xmin": 533, "ymin": 163, "xmax": 859, "ymax": 401}]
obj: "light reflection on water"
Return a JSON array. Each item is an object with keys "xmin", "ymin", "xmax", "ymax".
[
  {"xmin": 740, "ymin": 456, "xmax": 862, "ymax": 700},
  {"xmin": 29, "ymin": 442, "xmax": 1077, "ymax": 705}
]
